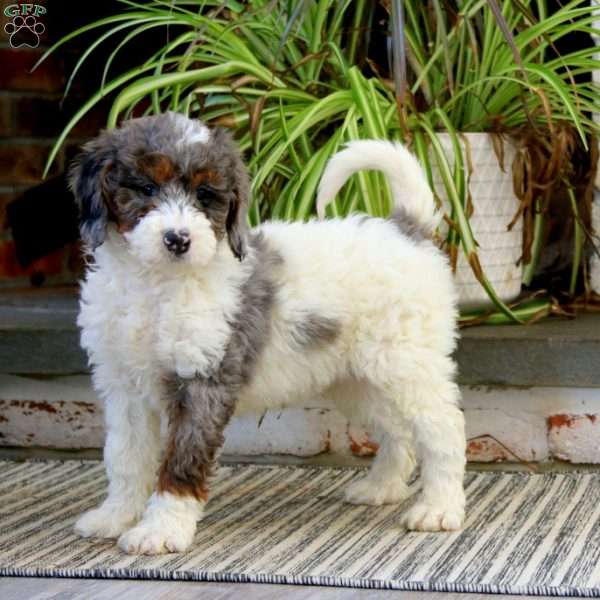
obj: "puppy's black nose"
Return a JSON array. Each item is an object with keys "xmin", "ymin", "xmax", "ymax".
[{"xmin": 163, "ymin": 229, "xmax": 191, "ymax": 256}]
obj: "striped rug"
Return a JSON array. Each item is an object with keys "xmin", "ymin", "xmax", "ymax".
[{"xmin": 1, "ymin": 460, "xmax": 600, "ymax": 596}]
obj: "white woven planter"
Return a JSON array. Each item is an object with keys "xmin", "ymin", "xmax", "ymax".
[{"xmin": 432, "ymin": 132, "xmax": 523, "ymax": 310}]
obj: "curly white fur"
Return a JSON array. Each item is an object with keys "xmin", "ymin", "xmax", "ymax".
[
  {"xmin": 316, "ymin": 139, "xmax": 441, "ymax": 233},
  {"xmin": 75, "ymin": 138, "xmax": 466, "ymax": 554}
]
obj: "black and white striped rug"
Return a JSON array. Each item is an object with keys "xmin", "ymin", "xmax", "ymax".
[{"xmin": 1, "ymin": 460, "xmax": 599, "ymax": 596}]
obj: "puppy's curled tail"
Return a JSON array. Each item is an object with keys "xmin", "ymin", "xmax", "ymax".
[{"xmin": 316, "ymin": 140, "xmax": 440, "ymax": 235}]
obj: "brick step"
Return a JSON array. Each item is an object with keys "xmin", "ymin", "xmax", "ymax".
[
  {"xmin": 2, "ymin": 288, "xmax": 600, "ymax": 463},
  {"xmin": 2, "ymin": 287, "xmax": 600, "ymax": 386},
  {"xmin": 1, "ymin": 373, "xmax": 600, "ymax": 463}
]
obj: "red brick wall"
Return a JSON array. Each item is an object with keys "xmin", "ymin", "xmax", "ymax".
[{"xmin": 0, "ymin": 1, "xmax": 109, "ymax": 287}]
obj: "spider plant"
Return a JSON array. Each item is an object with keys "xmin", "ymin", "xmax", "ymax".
[{"xmin": 38, "ymin": 0, "xmax": 600, "ymax": 323}]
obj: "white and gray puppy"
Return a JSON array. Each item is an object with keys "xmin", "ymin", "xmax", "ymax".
[{"xmin": 71, "ymin": 112, "xmax": 466, "ymax": 555}]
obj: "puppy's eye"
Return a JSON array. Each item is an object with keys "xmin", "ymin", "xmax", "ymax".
[
  {"xmin": 141, "ymin": 183, "xmax": 157, "ymax": 197},
  {"xmin": 196, "ymin": 185, "xmax": 216, "ymax": 207}
]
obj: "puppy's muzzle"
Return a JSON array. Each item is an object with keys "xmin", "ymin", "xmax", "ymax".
[{"xmin": 163, "ymin": 229, "xmax": 191, "ymax": 256}]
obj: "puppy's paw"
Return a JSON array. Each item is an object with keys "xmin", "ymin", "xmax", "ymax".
[
  {"xmin": 344, "ymin": 477, "xmax": 410, "ymax": 506},
  {"xmin": 75, "ymin": 504, "xmax": 140, "ymax": 539},
  {"xmin": 402, "ymin": 501, "xmax": 464, "ymax": 532},
  {"xmin": 118, "ymin": 520, "xmax": 195, "ymax": 555}
]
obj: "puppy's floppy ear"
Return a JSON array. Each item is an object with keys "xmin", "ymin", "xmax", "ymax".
[
  {"xmin": 68, "ymin": 140, "xmax": 115, "ymax": 250},
  {"xmin": 213, "ymin": 127, "xmax": 250, "ymax": 260},
  {"xmin": 226, "ymin": 164, "xmax": 249, "ymax": 261}
]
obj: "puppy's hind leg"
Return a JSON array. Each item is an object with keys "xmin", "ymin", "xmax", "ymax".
[
  {"xmin": 396, "ymin": 378, "xmax": 466, "ymax": 532},
  {"xmin": 330, "ymin": 380, "xmax": 416, "ymax": 506},
  {"xmin": 75, "ymin": 368, "xmax": 161, "ymax": 539},
  {"xmin": 343, "ymin": 430, "xmax": 415, "ymax": 506},
  {"xmin": 352, "ymin": 333, "xmax": 466, "ymax": 530}
]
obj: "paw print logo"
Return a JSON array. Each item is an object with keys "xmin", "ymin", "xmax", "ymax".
[{"xmin": 4, "ymin": 14, "xmax": 45, "ymax": 48}]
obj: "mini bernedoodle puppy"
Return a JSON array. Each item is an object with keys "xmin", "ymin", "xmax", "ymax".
[{"xmin": 71, "ymin": 112, "xmax": 466, "ymax": 555}]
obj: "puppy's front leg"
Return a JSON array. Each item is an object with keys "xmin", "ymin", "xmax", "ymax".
[
  {"xmin": 118, "ymin": 377, "xmax": 235, "ymax": 555},
  {"xmin": 75, "ymin": 379, "xmax": 161, "ymax": 539}
]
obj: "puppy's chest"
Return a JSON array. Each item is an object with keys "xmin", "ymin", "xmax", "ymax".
[{"xmin": 152, "ymin": 280, "xmax": 237, "ymax": 378}]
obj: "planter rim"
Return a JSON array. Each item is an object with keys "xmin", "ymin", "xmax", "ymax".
[
  {"xmin": 434, "ymin": 131, "xmax": 517, "ymax": 155},
  {"xmin": 435, "ymin": 131, "xmax": 514, "ymax": 139}
]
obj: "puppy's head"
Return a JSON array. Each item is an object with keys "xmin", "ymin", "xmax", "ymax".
[{"xmin": 69, "ymin": 112, "xmax": 249, "ymax": 267}]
